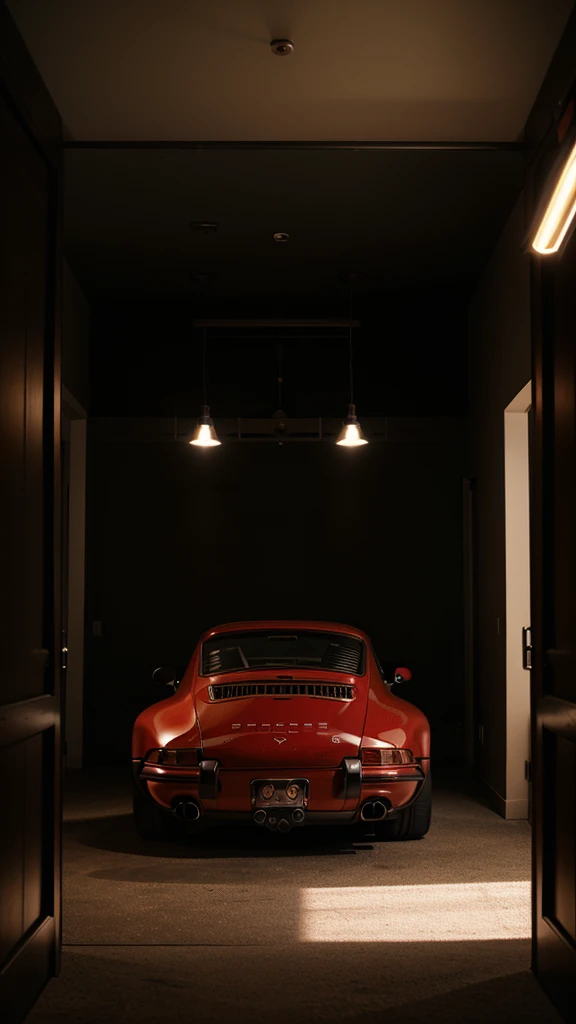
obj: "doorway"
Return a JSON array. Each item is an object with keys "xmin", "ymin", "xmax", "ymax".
[{"xmin": 504, "ymin": 381, "xmax": 532, "ymax": 819}]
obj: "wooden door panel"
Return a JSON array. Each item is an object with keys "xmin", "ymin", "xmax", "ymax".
[
  {"xmin": 0, "ymin": 733, "xmax": 46, "ymax": 961},
  {"xmin": 526, "ymin": 16, "xmax": 576, "ymax": 1013},
  {"xmin": 23, "ymin": 732, "xmax": 45, "ymax": 934},
  {"xmin": 531, "ymin": 195, "xmax": 576, "ymax": 1017},
  {"xmin": 0, "ymin": 7, "xmax": 62, "ymax": 1019},
  {"xmin": 0, "ymin": 742, "xmax": 26, "ymax": 965},
  {"xmin": 543, "ymin": 727, "xmax": 576, "ymax": 941},
  {"xmin": 1, "ymin": 102, "xmax": 49, "ymax": 705}
]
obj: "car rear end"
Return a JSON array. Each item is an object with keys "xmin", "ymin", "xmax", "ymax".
[{"xmin": 133, "ymin": 623, "xmax": 429, "ymax": 834}]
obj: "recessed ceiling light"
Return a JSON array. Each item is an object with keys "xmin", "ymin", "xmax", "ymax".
[
  {"xmin": 190, "ymin": 221, "xmax": 219, "ymax": 234},
  {"xmin": 273, "ymin": 232, "xmax": 290, "ymax": 242},
  {"xmin": 270, "ymin": 39, "xmax": 295, "ymax": 57}
]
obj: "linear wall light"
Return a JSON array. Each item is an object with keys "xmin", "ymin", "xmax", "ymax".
[{"xmin": 532, "ymin": 136, "xmax": 576, "ymax": 255}]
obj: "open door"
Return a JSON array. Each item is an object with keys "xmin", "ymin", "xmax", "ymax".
[
  {"xmin": 0, "ymin": 9, "xmax": 62, "ymax": 1023},
  {"xmin": 528, "ymin": 26, "xmax": 576, "ymax": 1015}
]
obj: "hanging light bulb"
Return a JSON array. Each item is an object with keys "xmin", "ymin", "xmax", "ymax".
[
  {"xmin": 189, "ymin": 405, "xmax": 221, "ymax": 447},
  {"xmin": 336, "ymin": 404, "xmax": 368, "ymax": 446},
  {"xmin": 189, "ymin": 329, "xmax": 221, "ymax": 448},
  {"xmin": 337, "ymin": 281, "xmax": 368, "ymax": 448}
]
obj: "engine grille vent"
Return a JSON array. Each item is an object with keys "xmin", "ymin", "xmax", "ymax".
[
  {"xmin": 320, "ymin": 643, "xmax": 363, "ymax": 673},
  {"xmin": 208, "ymin": 682, "xmax": 356, "ymax": 701}
]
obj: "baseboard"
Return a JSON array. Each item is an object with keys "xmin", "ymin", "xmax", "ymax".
[
  {"xmin": 503, "ymin": 797, "xmax": 529, "ymax": 819},
  {"xmin": 481, "ymin": 779, "xmax": 529, "ymax": 820}
]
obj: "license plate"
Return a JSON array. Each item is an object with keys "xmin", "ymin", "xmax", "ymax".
[{"xmin": 251, "ymin": 778, "xmax": 309, "ymax": 809}]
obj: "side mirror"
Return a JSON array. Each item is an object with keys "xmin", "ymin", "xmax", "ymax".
[
  {"xmin": 152, "ymin": 665, "xmax": 177, "ymax": 688},
  {"xmin": 394, "ymin": 667, "xmax": 412, "ymax": 684}
]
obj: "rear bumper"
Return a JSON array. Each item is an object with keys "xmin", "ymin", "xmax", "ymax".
[{"xmin": 133, "ymin": 756, "xmax": 429, "ymax": 823}]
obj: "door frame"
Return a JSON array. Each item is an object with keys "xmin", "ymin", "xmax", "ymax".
[
  {"xmin": 525, "ymin": 10, "xmax": 576, "ymax": 1017},
  {"xmin": 503, "ymin": 382, "xmax": 532, "ymax": 821},
  {"xmin": 0, "ymin": 6, "xmax": 63, "ymax": 1022},
  {"xmin": 62, "ymin": 388, "xmax": 88, "ymax": 770}
]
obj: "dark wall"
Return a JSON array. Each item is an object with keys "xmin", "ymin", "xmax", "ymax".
[
  {"xmin": 88, "ymin": 289, "xmax": 469, "ymax": 419},
  {"xmin": 62, "ymin": 260, "xmax": 90, "ymax": 411},
  {"xmin": 85, "ymin": 420, "xmax": 465, "ymax": 764}
]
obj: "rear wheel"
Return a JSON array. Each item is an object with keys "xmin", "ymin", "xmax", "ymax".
[
  {"xmin": 370, "ymin": 770, "xmax": 432, "ymax": 841},
  {"xmin": 132, "ymin": 779, "xmax": 178, "ymax": 840}
]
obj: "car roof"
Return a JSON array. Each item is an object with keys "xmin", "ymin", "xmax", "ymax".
[{"xmin": 201, "ymin": 620, "xmax": 370, "ymax": 643}]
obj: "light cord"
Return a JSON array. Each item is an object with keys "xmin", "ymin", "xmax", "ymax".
[
  {"xmin": 349, "ymin": 284, "xmax": 354, "ymax": 406},
  {"xmin": 203, "ymin": 328, "xmax": 207, "ymax": 407}
]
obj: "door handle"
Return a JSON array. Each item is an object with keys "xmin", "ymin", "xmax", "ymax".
[
  {"xmin": 61, "ymin": 629, "xmax": 68, "ymax": 671},
  {"xmin": 522, "ymin": 626, "xmax": 532, "ymax": 671}
]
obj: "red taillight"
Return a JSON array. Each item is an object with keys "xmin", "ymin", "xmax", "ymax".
[{"xmin": 361, "ymin": 748, "xmax": 414, "ymax": 766}]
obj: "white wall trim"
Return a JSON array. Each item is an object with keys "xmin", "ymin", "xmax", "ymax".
[
  {"xmin": 481, "ymin": 778, "xmax": 529, "ymax": 820},
  {"xmin": 503, "ymin": 381, "xmax": 531, "ymax": 820},
  {"xmin": 506, "ymin": 380, "xmax": 532, "ymax": 413}
]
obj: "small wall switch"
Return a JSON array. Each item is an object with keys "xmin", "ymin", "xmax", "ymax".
[{"xmin": 92, "ymin": 620, "xmax": 102, "ymax": 637}]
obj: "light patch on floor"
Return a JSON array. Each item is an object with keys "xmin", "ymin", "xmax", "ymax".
[{"xmin": 301, "ymin": 880, "xmax": 531, "ymax": 941}]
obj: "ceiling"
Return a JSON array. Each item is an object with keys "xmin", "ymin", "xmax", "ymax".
[
  {"xmin": 64, "ymin": 147, "xmax": 523, "ymax": 301},
  {"xmin": 8, "ymin": 0, "xmax": 573, "ymax": 141}
]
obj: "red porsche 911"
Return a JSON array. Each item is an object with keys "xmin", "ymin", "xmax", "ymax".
[{"xmin": 132, "ymin": 621, "xmax": 431, "ymax": 840}]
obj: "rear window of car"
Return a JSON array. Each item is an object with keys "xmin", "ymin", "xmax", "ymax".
[{"xmin": 201, "ymin": 630, "xmax": 366, "ymax": 676}]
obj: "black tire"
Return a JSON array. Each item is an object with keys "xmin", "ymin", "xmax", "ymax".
[
  {"xmin": 132, "ymin": 779, "xmax": 178, "ymax": 840},
  {"xmin": 370, "ymin": 770, "xmax": 432, "ymax": 841}
]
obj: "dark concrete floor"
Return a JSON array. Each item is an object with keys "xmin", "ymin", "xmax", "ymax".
[{"xmin": 28, "ymin": 772, "xmax": 560, "ymax": 1023}]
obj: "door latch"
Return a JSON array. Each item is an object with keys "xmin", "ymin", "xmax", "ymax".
[
  {"xmin": 61, "ymin": 629, "xmax": 68, "ymax": 671},
  {"xmin": 522, "ymin": 626, "xmax": 532, "ymax": 670}
]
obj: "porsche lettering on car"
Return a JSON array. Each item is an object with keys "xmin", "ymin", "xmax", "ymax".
[{"xmin": 132, "ymin": 621, "xmax": 431, "ymax": 840}]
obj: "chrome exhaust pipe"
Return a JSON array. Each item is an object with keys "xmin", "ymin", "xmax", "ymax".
[
  {"xmin": 360, "ymin": 799, "xmax": 388, "ymax": 822},
  {"xmin": 253, "ymin": 809, "xmax": 267, "ymax": 825},
  {"xmin": 172, "ymin": 799, "xmax": 201, "ymax": 822},
  {"xmin": 291, "ymin": 808, "xmax": 305, "ymax": 824}
]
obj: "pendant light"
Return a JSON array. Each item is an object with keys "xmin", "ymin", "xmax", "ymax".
[
  {"xmin": 336, "ymin": 403, "xmax": 368, "ymax": 447},
  {"xmin": 336, "ymin": 286, "xmax": 368, "ymax": 447},
  {"xmin": 189, "ymin": 329, "xmax": 221, "ymax": 447}
]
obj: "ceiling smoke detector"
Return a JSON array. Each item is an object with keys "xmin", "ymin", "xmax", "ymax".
[
  {"xmin": 270, "ymin": 39, "xmax": 294, "ymax": 57},
  {"xmin": 273, "ymin": 232, "xmax": 290, "ymax": 242}
]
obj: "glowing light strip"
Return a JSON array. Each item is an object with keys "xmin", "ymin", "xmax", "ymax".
[
  {"xmin": 300, "ymin": 881, "xmax": 530, "ymax": 941},
  {"xmin": 533, "ymin": 139, "xmax": 576, "ymax": 254}
]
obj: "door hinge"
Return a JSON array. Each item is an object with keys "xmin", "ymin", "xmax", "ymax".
[
  {"xmin": 522, "ymin": 626, "xmax": 532, "ymax": 670},
  {"xmin": 525, "ymin": 759, "xmax": 532, "ymax": 782}
]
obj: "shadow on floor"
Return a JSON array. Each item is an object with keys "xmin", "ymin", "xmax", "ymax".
[
  {"xmin": 348, "ymin": 970, "xmax": 558, "ymax": 1022},
  {"xmin": 28, "ymin": 945, "xmax": 561, "ymax": 1024},
  {"xmin": 72, "ymin": 811, "xmax": 378, "ymax": 859}
]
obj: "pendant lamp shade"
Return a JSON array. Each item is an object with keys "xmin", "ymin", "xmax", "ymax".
[
  {"xmin": 336, "ymin": 403, "xmax": 368, "ymax": 447},
  {"xmin": 189, "ymin": 404, "xmax": 221, "ymax": 447}
]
